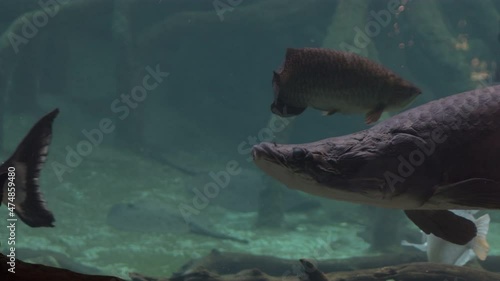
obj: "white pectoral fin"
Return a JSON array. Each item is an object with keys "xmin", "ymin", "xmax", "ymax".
[
  {"xmin": 454, "ymin": 249, "xmax": 476, "ymax": 266},
  {"xmin": 450, "ymin": 209, "xmax": 479, "ymax": 221},
  {"xmin": 401, "ymin": 240, "xmax": 428, "ymax": 252}
]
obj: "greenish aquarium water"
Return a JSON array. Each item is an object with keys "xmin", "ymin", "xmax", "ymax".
[{"xmin": 1, "ymin": 1, "xmax": 500, "ymax": 280}]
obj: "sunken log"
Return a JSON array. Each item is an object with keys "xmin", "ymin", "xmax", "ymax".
[
  {"xmin": 175, "ymin": 249, "xmax": 427, "ymax": 276},
  {"xmin": 2, "ymin": 250, "xmax": 500, "ymax": 281},
  {"xmin": 175, "ymin": 249, "xmax": 500, "ymax": 276},
  {"xmin": 131, "ymin": 262, "xmax": 500, "ymax": 281}
]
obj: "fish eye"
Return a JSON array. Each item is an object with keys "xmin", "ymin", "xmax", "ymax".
[{"xmin": 292, "ymin": 147, "xmax": 306, "ymax": 160}]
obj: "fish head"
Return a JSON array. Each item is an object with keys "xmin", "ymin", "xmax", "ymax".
[
  {"xmin": 252, "ymin": 137, "xmax": 400, "ymax": 208},
  {"xmin": 402, "ymin": 83, "xmax": 422, "ymax": 99},
  {"xmin": 270, "ymin": 70, "xmax": 307, "ymax": 117},
  {"xmin": 389, "ymin": 80, "xmax": 422, "ymax": 108},
  {"xmin": 270, "ymin": 98, "xmax": 306, "ymax": 117}
]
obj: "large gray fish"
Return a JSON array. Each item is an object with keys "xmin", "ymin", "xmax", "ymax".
[
  {"xmin": 107, "ymin": 201, "xmax": 248, "ymax": 244},
  {"xmin": 0, "ymin": 109, "xmax": 58, "ymax": 227},
  {"xmin": 254, "ymin": 85, "xmax": 500, "ymax": 245},
  {"xmin": 271, "ymin": 48, "xmax": 422, "ymax": 124}
]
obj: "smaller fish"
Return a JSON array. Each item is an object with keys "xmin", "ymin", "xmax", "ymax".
[
  {"xmin": 0, "ymin": 109, "xmax": 59, "ymax": 227},
  {"xmin": 401, "ymin": 210, "xmax": 490, "ymax": 266},
  {"xmin": 271, "ymin": 48, "xmax": 421, "ymax": 124}
]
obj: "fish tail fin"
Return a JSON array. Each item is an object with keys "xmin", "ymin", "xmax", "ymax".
[
  {"xmin": 471, "ymin": 214, "xmax": 490, "ymax": 260},
  {"xmin": 1, "ymin": 109, "xmax": 59, "ymax": 227}
]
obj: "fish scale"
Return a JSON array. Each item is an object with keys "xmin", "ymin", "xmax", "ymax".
[{"xmin": 379, "ymin": 85, "xmax": 500, "ymax": 140}]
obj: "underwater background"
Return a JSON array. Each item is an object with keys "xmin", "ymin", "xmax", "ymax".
[{"xmin": 1, "ymin": 0, "xmax": 500, "ymax": 279}]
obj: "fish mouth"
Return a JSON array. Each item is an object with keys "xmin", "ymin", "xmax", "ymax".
[
  {"xmin": 252, "ymin": 142, "xmax": 286, "ymax": 166},
  {"xmin": 270, "ymin": 103, "xmax": 285, "ymax": 116},
  {"xmin": 253, "ymin": 142, "xmax": 312, "ymax": 191},
  {"xmin": 252, "ymin": 142, "xmax": 388, "ymax": 205}
]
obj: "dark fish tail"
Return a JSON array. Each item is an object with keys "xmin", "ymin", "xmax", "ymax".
[{"xmin": 0, "ymin": 109, "xmax": 59, "ymax": 227}]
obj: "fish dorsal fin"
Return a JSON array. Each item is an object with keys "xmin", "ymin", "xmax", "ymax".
[{"xmin": 433, "ymin": 178, "xmax": 500, "ymax": 208}]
